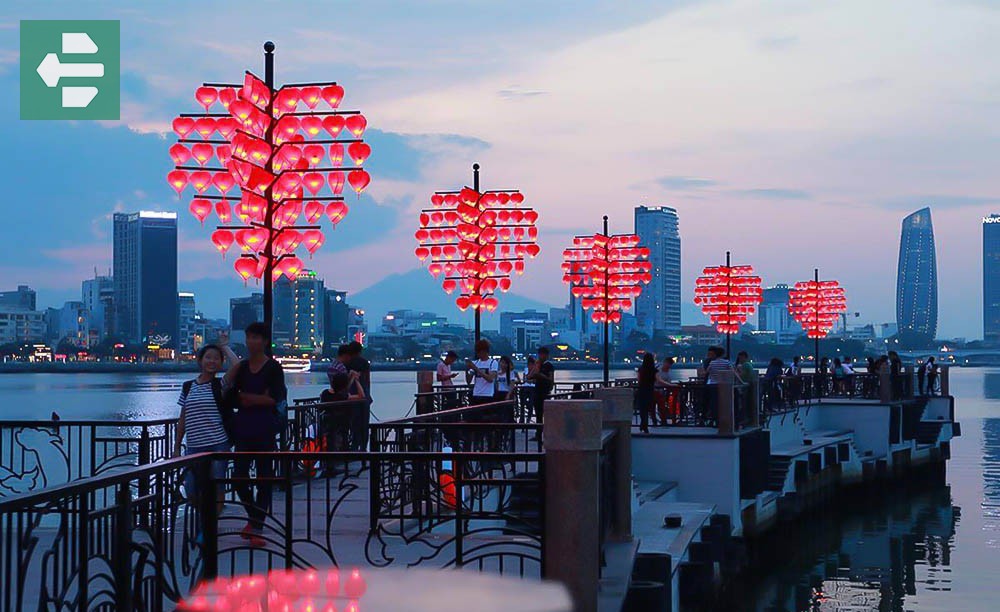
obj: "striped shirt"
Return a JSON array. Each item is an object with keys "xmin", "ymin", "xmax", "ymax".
[
  {"xmin": 178, "ymin": 380, "xmax": 229, "ymax": 448},
  {"xmin": 705, "ymin": 358, "xmax": 734, "ymax": 384}
]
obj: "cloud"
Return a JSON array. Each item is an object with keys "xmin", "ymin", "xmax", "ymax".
[
  {"xmin": 498, "ymin": 86, "xmax": 548, "ymax": 99},
  {"xmin": 758, "ymin": 35, "xmax": 798, "ymax": 50},
  {"xmin": 656, "ymin": 176, "xmax": 719, "ymax": 190},
  {"xmin": 879, "ymin": 195, "xmax": 1000, "ymax": 210},
  {"xmin": 732, "ymin": 188, "xmax": 811, "ymax": 200}
]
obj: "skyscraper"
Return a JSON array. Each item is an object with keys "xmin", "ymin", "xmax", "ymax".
[
  {"xmin": 113, "ymin": 211, "xmax": 179, "ymax": 347},
  {"xmin": 325, "ymin": 289, "xmax": 349, "ymax": 351},
  {"xmin": 896, "ymin": 207, "xmax": 938, "ymax": 341},
  {"xmin": 757, "ymin": 284, "xmax": 802, "ymax": 345},
  {"xmin": 293, "ymin": 269, "xmax": 325, "ymax": 354},
  {"xmin": 82, "ymin": 272, "xmax": 114, "ymax": 342},
  {"xmin": 634, "ymin": 206, "xmax": 681, "ymax": 336},
  {"xmin": 984, "ymin": 214, "xmax": 1000, "ymax": 343},
  {"xmin": 230, "ymin": 293, "xmax": 264, "ymax": 346},
  {"xmin": 178, "ymin": 292, "xmax": 196, "ymax": 354}
]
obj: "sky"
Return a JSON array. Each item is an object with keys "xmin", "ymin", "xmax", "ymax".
[{"xmin": 1, "ymin": 0, "xmax": 998, "ymax": 339}]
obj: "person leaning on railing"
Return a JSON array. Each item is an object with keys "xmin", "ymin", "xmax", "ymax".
[{"xmin": 173, "ymin": 332, "xmax": 240, "ymax": 539}]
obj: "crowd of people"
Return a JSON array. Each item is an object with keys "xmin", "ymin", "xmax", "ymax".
[{"xmin": 172, "ymin": 321, "xmax": 945, "ymax": 543}]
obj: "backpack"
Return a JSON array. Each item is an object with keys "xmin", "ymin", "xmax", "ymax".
[{"xmin": 181, "ymin": 377, "xmax": 235, "ymax": 438}]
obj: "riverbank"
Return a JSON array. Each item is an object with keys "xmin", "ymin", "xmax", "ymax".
[{"xmin": 0, "ymin": 360, "xmax": 659, "ymax": 374}]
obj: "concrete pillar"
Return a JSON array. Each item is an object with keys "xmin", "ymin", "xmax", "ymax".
[
  {"xmin": 416, "ymin": 371, "xmax": 434, "ymax": 415},
  {"xmin": 716, "ymin": 369, "xmax": 735, "ymax": 435},
  {"xmin": 592, "ymin": 387, "xmax": 633, "ymax": 541},
  {"xmin": 543, "ymin": 399, "xmax": 603, "ymax": 612},
  {"xmin": 940, "ymin": 365, "xmax": 950, "ymax": 396}
]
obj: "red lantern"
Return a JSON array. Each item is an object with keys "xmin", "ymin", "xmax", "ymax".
[
  {"xmin": 347, "ymin": 170, "xmax": 371, "ymax": 194},
  {"xmin": 561, "ymin": 229, "xmax": 650, "ymax": 324},
  {"xmin": 345, "ymin": 114, "xmax": 367, "ymax": 137},
  {"xmin": 321, "ymin": 85, "xmax": 345, "ymax": 108},
  {"xmin": 788, "ymin": 278, "xmax": 847, "ymax": 339},
  {"xmin": 195, "ymin": 86, "xmax": 218, "ymax": 110},
  {"xmin": 415, "ymin": 180, "xmax": 538, "ymax": 314},
  {"xmin": 694, "ymin": 258, "xmax": 763, "ymax": 335},
  {"xmin": 169, "ymin": 66, "xmax": 373, "ymax": 282},
  {"xmin": 211, "ymin": 229, "xmax": 234, "ymax": 255},
  {"xmin": 189, "ymin": 199, "xmax": 212, "ymax": 223},
  {"xmin": 347, "ymin": 142, "xmax": 371, "ymax": 165}
]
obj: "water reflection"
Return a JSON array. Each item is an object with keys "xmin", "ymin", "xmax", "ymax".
[
  {"xmin": 738, "ymin": 476, "xmax": 958, "ymax": 611},
  {"xmin": 983, "ymin": 373, "xmax": 1000, "ymax": 400},
  {"xmin": 983, "ymin": 419, "xmax": 1000, "ymax": 548}
]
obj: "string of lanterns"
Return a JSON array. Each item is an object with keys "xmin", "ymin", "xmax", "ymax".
[
  {"xmin": 414, "ymin": 186, "xmax": 540, "ymax": 312},
  {"xmin": 694, "ymin": 258, "xmax": 763, "ymax": 335},
  {"xmin": 561, "ymin": 232, "xmax": 651, "ymax": 324},
  {"xmin": 167, "ymin": 71, "xmax": 372, "ymax": 284},
  {"xmin": 788, "ymin": 279, "xmax": 848, "ymax": 339}
]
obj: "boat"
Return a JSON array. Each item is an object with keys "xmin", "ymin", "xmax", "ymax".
[{"xmin": 276, "ymin": 356, "xmax": 312, "ymax": 373}]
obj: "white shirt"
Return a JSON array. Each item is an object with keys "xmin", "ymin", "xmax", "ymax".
[
  {"xmin": 471, "ymin": 358, "xmax": 499, "ymax": 397},
  {"xmin": 521, "ymin": 367, "xmax": 535, "ymax": 388},
  {"xmin": 436, "ymin": 360, "xmax": 453, "ymax": 386},
  {"xmin": 841, "ymin": 362, "xmax": 855, "ymax": 374}
]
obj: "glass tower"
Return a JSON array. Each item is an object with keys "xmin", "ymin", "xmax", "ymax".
[
  {"xmin": 113, "ymin": 212, "xmax": 179, "ymax": 347},
  {"xmin": 633, "ymin": 206, "xmax": 681, "ymax": 335},
  {"xmin": 895, "ymin": 207, "xmax": 938, "ymax": 340},
  {"xmin": 984, "ymin": 214, "xmax": 1000, "ymax": 343}
]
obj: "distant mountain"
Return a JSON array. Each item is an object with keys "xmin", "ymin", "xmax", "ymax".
[{"xmin": 350, "ymin": 269, "xmax": 556, "ymax": 330}]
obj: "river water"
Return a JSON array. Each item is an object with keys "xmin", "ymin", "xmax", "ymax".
[{"xmin": 1, "ymin": 367, "xmax": 998, "ymax": 610}]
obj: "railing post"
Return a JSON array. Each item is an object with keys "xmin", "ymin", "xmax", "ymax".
[
  {"xmin": 717, "ymin": 370, "xmax": 735, "ymax": 435},
  {"xmin": 940, "ymin": 365, "xmax": 950, "ymax": 396},
  {"xmin": 198, "ymin": 457, "xmax": 219, "ymax": 581},
  {"xmin": 77, "ymin": 493, "xmax": 90, "ymax": 611},
  {"xmin": 113, "ymin": 482, "xmax": 133, "ymax": 610},
  {"xmin": 139, "ymin": 427, "xmax": 151, "ymax": 466},
  {"xmin": 543, "ymin": 399, "xmax": 602, "ymax": 612},
  {"xmin": 592, "ymin": 388, "xmax": 633, "ymax": 541}
]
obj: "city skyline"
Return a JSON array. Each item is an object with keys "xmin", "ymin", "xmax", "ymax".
[{"xmin": 2, "ymin": 1, "xmax": 999, "ymax": 338}]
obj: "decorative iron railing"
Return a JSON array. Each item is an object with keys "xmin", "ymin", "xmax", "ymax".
[{"xmin": 0, "ymin": 449, "xmax": 546, "ymax": 611}]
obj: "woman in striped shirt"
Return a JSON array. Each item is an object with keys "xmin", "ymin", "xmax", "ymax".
[{"xmin": 174, "ymin": 337, "xmax": 239, "ymax": 517}]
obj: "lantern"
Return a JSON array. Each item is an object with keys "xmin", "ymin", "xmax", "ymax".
[
  {"xmin": 167, "ymin": 57, "xmax": 373, "ymax": 281},
  {"xmin": 414, "ymin": 176, "xmax": 539, "ymax": 316},
  {"xmin": 788, "ymin": 276, "xmax": 847, "ymax": 339},
  {"xmin": 694, "ymin": 254, "xmax": 763, "ymax": 337}
]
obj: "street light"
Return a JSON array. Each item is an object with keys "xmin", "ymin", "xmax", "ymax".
[
  {"xmin": 693, "ymin": 251, "xmax": 763, "ymax": 359},
  {"xmin": 413, "ymin": 163, "xmax": 539, "ymax": 342},
  {"xmin": 166, "ymin": 42, "xmax": 372, "ymax": 347},
  {"xmin": 561, "ymin": 216, "xmax": 651, "ymax": 384}
]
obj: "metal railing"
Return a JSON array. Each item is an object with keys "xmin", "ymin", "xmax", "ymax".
[
  {"xmin": 0, "ymin": 418, "xmax": 179, "ymax": 498},
  {"xmin": 0, "ymin": 449, "xmax": 546, "ymax": 611}
]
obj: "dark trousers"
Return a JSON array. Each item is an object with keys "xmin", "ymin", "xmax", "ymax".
[
  {"xmin": 533, "ymin": 390, "xmax": 549, "ymax": 424},
  {"xmin": 350, "ymin": 401, "xmax": 371, "ymax": 451},
  {"xmin": 233, "ymin": 438, "xmax": 275, "ymax": 530},
  {"xmin": 636, "ymin": 389, "xmax": 654, "ymax": 430}
]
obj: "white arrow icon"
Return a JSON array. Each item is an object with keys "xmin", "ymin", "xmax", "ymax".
[{"xmin": 35, "ymin": 32, "xmax": 104, "ymax": 108}]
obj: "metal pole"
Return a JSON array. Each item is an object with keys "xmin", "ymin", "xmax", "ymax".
[
  {"xmin": 473, "ymin": 163, "xmax": 482, "ymax": 343},
  {"xmin": 725, "ymin": 250, "xmax": 731, "ymax": 359},
  {"xmin": 814, "ymin": 268, "xmax": 820, "ymax": 376},
  {"xmin": 262, "ymin": 41, "xmax": 276, "ymax": 354},
  {"xmin": 603, "ymin": 215, "xmax": 610, "ymax": 385}
]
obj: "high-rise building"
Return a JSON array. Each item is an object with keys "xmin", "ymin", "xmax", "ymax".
[
  {"xmin": 56, "ymin": 301, "xmax": 91, "ymax": 348},
  {"xmin": 634, "ymin": 206, "xmax": 681, "ymax": 335},
  {"xmin": 0, "ymin": 308, "xmax": 47, "ymax": 344},
  {"xmin": 984, "ymin": 214, "xmax": 1000, "ymax": 343},
  {"xmin": 292, "ymin": 269, "xmax": 325, "ymax": 354},
  {"xmin": 896, "ymin": 207, "xmax": 938, "ymax": 340},
  {"xmin": 325, "ymin": 290, "xmax": 349, "ymax": 350},
  {"xmin": 178, "ymin": 292, "xmax": 197, "ymax": 354},
  {"xmin": 500, "ymin": 309, "xmax": 549, "ymax": 354},
  {"xmin": 272, "ymin": 275, "xmax": 295, "ymax": 349},
  {"xmin": 82, "ymin": 273, "xmax": 114, "ymax": 342},
  {"xmin": 0, "ymin": 285, "xmax": 36, "ymax": 311},
  {"xmin": 230, "ymin": 293, "xmax": 264, "ymax": 346},
  {"xmin": 113, "ymin": 211, "xmax": 179, "ymax": 348},
  {"xmin": 757, "ymin": 284, "xmax": 802, "ymax": 345}
]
